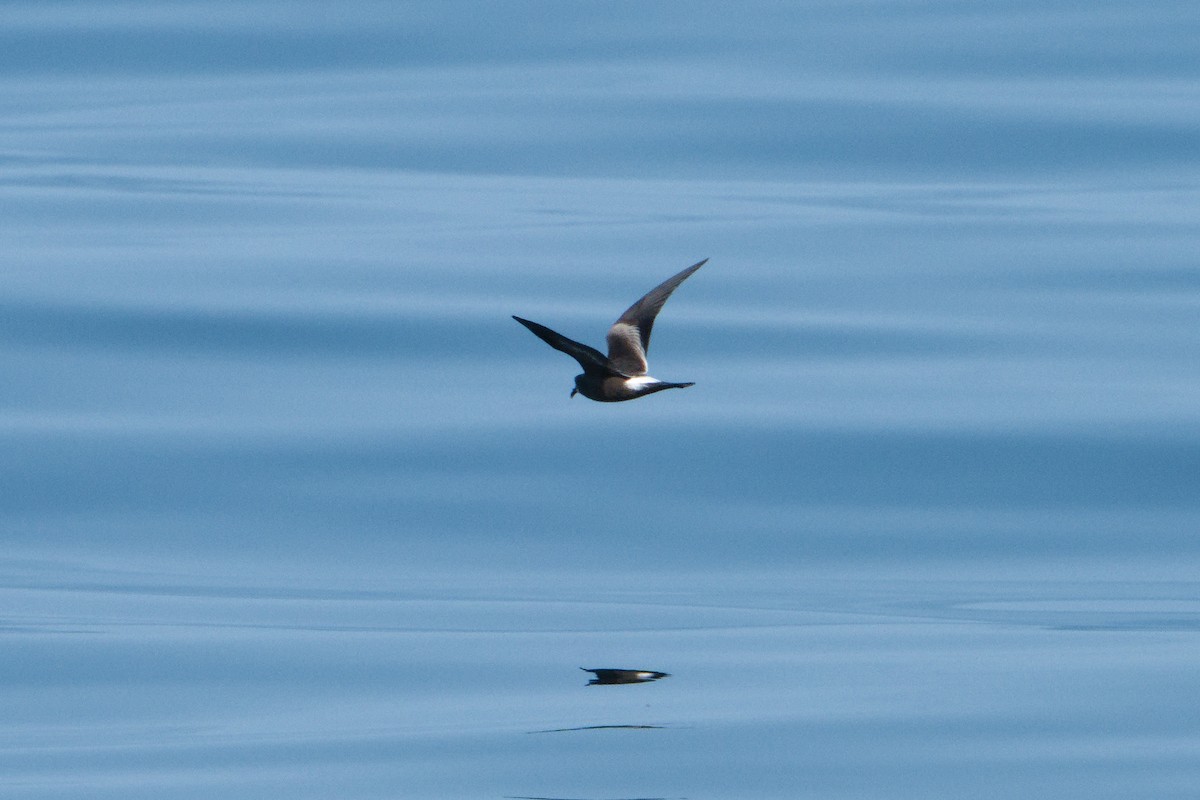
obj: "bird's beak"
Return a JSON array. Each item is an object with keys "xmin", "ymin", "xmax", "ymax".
[{"xmin": 570, "ymin": 388, "xmax": 578, "ymax": 398}]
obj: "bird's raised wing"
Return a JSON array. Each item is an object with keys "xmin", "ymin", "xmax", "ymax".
[
  {"xmin": 512, "ymin": 316, "xmax": 624, "ymax": 377},
  {"xmin": 605, "ymin": 258, "xmax": 706, "ymax": 376}
]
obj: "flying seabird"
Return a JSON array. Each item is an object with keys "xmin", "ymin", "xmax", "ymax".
[{"xmin": 513, "ymin": 258, "xmax": 707, "ymax": 402}]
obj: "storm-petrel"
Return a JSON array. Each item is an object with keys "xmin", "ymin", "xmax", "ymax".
[{"xmin": 513, "ymin": 258, "xmax": 707, "ymax": 402}]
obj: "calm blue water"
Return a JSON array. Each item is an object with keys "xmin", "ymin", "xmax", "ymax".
[{"xmin": 3, "ymin": 2, "xmax": 1200, "ymax": 797}]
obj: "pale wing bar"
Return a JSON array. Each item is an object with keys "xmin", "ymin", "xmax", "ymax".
[{"xmin": 605, "ymin": 258, "xmax": 707, "ymax": 376}]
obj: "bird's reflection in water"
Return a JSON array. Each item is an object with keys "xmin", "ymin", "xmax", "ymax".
[
  {"xmin": 581, "ymin": 668, "xmax": 670, "ymax": 685},
  {"xmin": 526, "ymin": 724, "xmax": 665, "ymax": 734},
  {"xmin": 512, "ymin": 671, "xmax": 680, "ymax": 797}
]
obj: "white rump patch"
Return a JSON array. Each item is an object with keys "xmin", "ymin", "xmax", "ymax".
[{"xmin": 624, "ymin": 376, "xmax": 660, "ymax": 389}]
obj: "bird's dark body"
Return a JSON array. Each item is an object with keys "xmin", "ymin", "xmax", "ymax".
[{"xmin": 572, "ymin": 374, "xmax": 695, "ymax": 402}]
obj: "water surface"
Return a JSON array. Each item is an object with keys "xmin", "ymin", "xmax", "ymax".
[{"xmin": 3, "ymin": 2, "xmax": 1199, "ymax": 797}]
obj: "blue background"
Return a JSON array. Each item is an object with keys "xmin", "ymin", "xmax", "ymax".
[{"xmin": 3, "ymin": 2, "xmax": 1199, "ymax": 797}]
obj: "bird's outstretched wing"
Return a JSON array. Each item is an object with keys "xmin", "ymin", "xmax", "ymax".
[
  {"xmin": 606, "ymin": 258, "xmax": 707, "ymax": 376},
  {"xmin": 512, "ymin": 316, "xmax": 624, "ymax": 377}
]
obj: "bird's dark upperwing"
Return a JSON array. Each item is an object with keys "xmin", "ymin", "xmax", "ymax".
[
  {"xmin": 512, "ymin": 316, "xmax": 624, "ymax": 377},
  {"xmin": 606, "ymin": 258, "xmax": 707, "ymax": 376}
]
